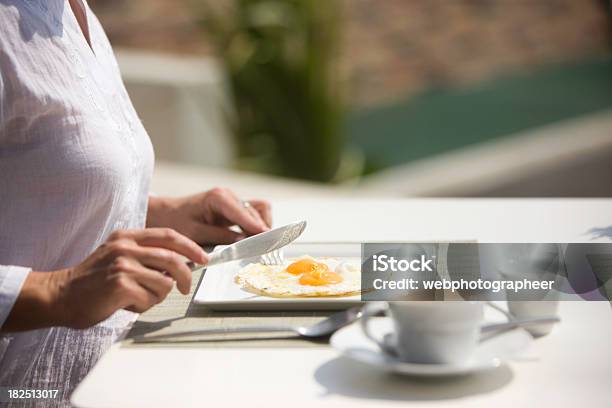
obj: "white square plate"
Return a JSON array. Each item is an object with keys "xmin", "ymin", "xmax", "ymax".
[{"xmin": 193, "ymin": 242, "xmax": 363, "ymax": 310}]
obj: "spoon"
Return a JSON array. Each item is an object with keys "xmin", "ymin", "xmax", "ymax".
[{"xmin": 133, "ymin": 306, "xmax": 363, "ymax": 343}]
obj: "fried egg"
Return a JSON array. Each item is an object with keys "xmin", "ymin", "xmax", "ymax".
[{"xmin": 236, "ymin": 256, "xmax": 361, "ymax": 298}]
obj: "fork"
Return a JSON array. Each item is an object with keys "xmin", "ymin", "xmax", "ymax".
[{"xmin": 260, "ymin": 249, "xmax": 285, "ymax": 265}]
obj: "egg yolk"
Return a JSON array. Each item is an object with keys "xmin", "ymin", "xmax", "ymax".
[
  {"xmin": 286, "ymin": 259, "xmax": 329, "ymax": 275},
  {"xmin": 285, "ymin": 259, "xmax": 343, "ymax": 286},
  {"xmin": 299, "ymin": 270, "xmax": 343, "ymax": 286}
]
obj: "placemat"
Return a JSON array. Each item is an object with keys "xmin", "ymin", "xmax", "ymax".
[{"xmin": 122, "ymin": 268, "xmax": 334, "ymax": 348}]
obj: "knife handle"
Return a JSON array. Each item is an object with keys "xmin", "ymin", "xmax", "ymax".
[
  {"xmin": 207, "ymin": 249, "xmax": 229, "ymax": 267},
  {"xmin": 187, "ymin": 247, "xmax": 232, "ymax": 271}
]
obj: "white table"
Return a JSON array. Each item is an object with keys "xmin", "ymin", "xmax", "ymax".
[{"xmin": 72, "ymin": 199, "xmax": 612, "ymax": 407}]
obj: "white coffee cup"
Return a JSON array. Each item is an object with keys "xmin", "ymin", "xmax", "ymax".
[{"xmin": 360, "ymin": 301, "xmax": 484, "ymax": 364}]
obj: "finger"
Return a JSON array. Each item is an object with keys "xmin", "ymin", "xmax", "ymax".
[
  {"xmin": 121, "ymin": 281, "xmax": 159, "ymax": 313},
  {"xmin": 225, "ymin": 190, "xmax": 269, "ymax": 228},
  {"xmin": 129, "ymin": 264, "xmax": 175, "ymax": 302},
  {"xmin": 211, "ymin": 192, "xmax": 268, "ymax": 235},
  {"xmin": 244, "ymin": 204, "xmax": 268, "ymax": 230},
  {"xmin": 248, "ymin": 200, "xmax": 272, "ymax": 227},
  {"xmin": 126, "ymin": 246, "xmax": 192, "ymax": 294},
  {"xmin": 124, "ymin": 228, "xmax": 208, "ymax": 265},
  {"xmin": 189, "ymin": 224, "xmax": 246, "ymax": 245},
  {"xmin": 111, "ymin": 256, "xmax": 173, "ymax": 301}
]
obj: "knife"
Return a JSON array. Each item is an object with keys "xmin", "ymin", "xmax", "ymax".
[{"xmin": 187, "ymin": 220, "xmax": 307, "ymax": 270}]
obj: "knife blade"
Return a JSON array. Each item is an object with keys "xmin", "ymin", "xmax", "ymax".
[{"xmin": 188, "ymin": 220, "xmax": 307, "ymax": 269}]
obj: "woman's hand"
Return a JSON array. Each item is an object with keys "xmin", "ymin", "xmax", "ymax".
[
  {"xmin": 3, "ymin": 228, "xmax": 208, "ymax": 331},
  {"xmin": 147, "ymin": 188, "xmax": 272, "ymax": 245}
]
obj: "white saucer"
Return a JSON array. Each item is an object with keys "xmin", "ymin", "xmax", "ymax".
[{"xmin": 330, "ymin": 317, "xmax": 533, "ymax": 376}]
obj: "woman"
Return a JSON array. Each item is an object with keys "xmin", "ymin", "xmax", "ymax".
[{"xmin": 0, "ymin": 0, "xmax": 271, "ymax": 405}]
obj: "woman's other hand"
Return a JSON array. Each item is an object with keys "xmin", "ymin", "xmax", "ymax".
[
  {"xmin": 3, "ymin": 228, "xmax": 207, "ymax": 331},
  {"xmin": 147, "ymin": 188, "xmax": 272, "ymax": 245}
]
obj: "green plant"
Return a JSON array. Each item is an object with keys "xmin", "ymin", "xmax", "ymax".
[{"xmin": 197, "ymin": 0, "xmax": 345, "ymax": 182}]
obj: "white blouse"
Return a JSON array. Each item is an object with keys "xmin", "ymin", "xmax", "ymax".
[{"xmin": 0, "ymin": 0, "xmax": 154, "ymax": 404}]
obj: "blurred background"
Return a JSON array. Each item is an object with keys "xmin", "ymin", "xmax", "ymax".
[{"xmin": 88, "ymin": 0, "xmax": 612, "ymax": 198}]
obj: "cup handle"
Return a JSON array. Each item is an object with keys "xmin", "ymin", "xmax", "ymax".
[{"xmin": 360, "ymin": 302, "xmax": 397, "ymax": 356}]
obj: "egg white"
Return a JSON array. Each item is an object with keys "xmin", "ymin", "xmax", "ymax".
[{"xmin": 235, "ymin": 256, "xmax": 361, "ymax": 298}]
